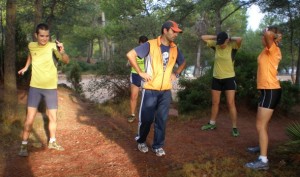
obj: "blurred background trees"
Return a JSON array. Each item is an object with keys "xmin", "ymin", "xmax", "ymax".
[{"xmin": 0, "ymin": 0, "xmax": 300, "ymax": 120}]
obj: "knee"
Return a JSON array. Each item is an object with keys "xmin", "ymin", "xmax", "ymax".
[
  {"xmin": 212, "ymin": 100, "xmax": 220, "ymax": 106},
  {"xmin": 226, "ymin": 100, "xmax": 236, "ymax": 108}
]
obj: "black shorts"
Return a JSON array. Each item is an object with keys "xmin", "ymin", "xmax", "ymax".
[
  {"xmin": 130, "ymin": 73, "xmax": 142, "ymax": 87},
  {"xmin": 258, "ymin": 89, "xmax": 281, "ymax": 109},
  {"xmin": 211, "ymin": 77, "xmax": 237, "ymax": 91}
]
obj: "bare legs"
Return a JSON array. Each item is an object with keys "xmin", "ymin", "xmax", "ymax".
[
  {"xmin": 22, "ymin": 107, "xmax": 38, "ymax": 141},
  {"xmin": 47, "ymin": 109, "xmax": 58, "ymax": 139},
  {"xmin": 130, "ymin": 84, "xmax": 140, "ymax": 115},
  {"xmin": 256, "ymin": 107, "xmax": 274, "ymax": 156},
  {"xmin": 210, "ymin": 89, "xmax": 237, "ymax": 127},
  {"xmin": 22, "ymin": 107, "xmax": 58, "ymax": 141},
  {"xmin": 225, "ymin": 90, "xmax": 237, "ymax": 128},
  {"xmin": 210, "ymin": 90, "xmax": 221, "ymax": 122}
]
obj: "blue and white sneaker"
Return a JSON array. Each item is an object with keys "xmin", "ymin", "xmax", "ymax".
[
  {"xmin": 245, "ymin": 159, "xmax": 269, "ymax": 170},
  {"xmin": 137, "ymin": 143, "xmax": 149, "ymax": 153},
  {"xmin": 152, "ymin": 147, "xmax": 166, "ymax": 157},
  {"xmin": 247, "ymin": 146, "xmax": 260, "ymax": 153}
]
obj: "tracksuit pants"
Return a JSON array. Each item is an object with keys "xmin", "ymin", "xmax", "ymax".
[{"xmin": 135, "ymin": 89, "xmax": 172, "ymax": 149}]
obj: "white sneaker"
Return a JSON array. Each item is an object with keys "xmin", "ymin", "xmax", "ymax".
[
  {"xmin": 152, "ymin": 147, "xmax": 166, "ymax": 157},
  {"xmin": 137, "ymin": 143, "xmax": 148, "ymax": 153}
]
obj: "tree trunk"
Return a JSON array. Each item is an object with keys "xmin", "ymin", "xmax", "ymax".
[
  {"xmin": 46, "ymin": 0, "xmax": 57, "ymax": 30},
  {"xmin": 0, "ymin": 7, "xmax": 4, "ymax": 81},
  {"xmin": 194, "ymin": 43, "xmax": 201, "ymax": 77},
  {"xmin": 86, "ymin": 40, "xmax": 93, "ymax": 63},
  {"xmin": 101, "ymin": 12, "xmax": 110, "ymax": 60},
  {"xmin": 2, "ymin": 0, "xmax": 17, "ymax": 121},
  {"xmin": 215, "ymin": 9, "xmax": 222, "ymax": 33},
  {"xmin": 295, "ymin": 44, "xmax": 300, "ymax": 87},
  {"xmin": 33, "ymin": 0, "xmax": 43, "ymax": 41}
]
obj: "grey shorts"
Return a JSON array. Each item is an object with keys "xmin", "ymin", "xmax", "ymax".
[{"xmin": 27, "ymin": 87, "xmax": 58, "ymax": 109}]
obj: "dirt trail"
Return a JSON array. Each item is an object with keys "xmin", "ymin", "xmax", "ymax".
[{"xmin": 0, "ymin": 88, "xmax": 294, "ymax": 177}]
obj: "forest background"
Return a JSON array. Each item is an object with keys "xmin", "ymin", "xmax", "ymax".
[
  {"xmin": 0, "ymin": 0, "xmax": 300, "ymax": 176},
  {"xmin": 1, "ymin": 0, "xmax": 300, "ymax": 138}
]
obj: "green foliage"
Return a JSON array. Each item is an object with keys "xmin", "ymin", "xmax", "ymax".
[
  {"xmin": 235, "ymin": 50, "xmax": 258, "ymax": 107},
  {"xmin": 166, "ymin": 152, "xmax": 299, "ymax": 177},
  {"xmin": 286, "ymin": 122, "xmax": 300, "ymax": 141},
  {"xmin": 279, "ymin": 81, "xmax": 300, "ymax": 112},
  {"xmin": 177, "ymin": 71, "xmax": 212, "ymax": 113},
  {"xmin": 65, "ymin": 61, "xmax": 83, "ymax": 94}
]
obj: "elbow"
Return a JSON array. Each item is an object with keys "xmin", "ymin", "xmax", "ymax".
[
  {"xmin": 63, "ymin": 56, "xmax": 70, "ymax": 64},
  {"xmin": 126, "ymin": 50, "xmax": 136, "ymax": 61}
]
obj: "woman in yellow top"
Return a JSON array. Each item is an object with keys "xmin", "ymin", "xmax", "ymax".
[
  {"xmin": 200, "ymin": 32, "xmax": 242, "ymax": 137},
  {"xmin": 245, "ymin": 26, "xmax": 282, "ymax": 170}
]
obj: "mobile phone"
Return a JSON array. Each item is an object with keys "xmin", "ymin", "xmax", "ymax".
[{"xmin": 55, "ymin": 40, "xmax": 61, "ymax": 50}]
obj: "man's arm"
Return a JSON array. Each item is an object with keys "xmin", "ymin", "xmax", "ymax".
[
  {"xmin": 126, "ymin": 49, "xmax": 151, "ymax": 82},
  {"xmin": 60, "ymin": 52, "xmax": 70, "ymax": 64},
  {"xmin": 171, "ymin": 60, "xmax": 186, "ymax": 81},
  {"xmin": 56, "ymin": 40, "xmax": 70, "ymax": 64},
  {"xmin": 18, "ymin": 55, "xmax": 31, "ymax": 75}
]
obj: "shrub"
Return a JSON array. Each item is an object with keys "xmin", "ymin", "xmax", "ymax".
[
  {"xmin": 286, "ymin": 122, "xmax": 300, "ymax": 141},
  {"xmin": 234, "ymin": 51, "xmax": 258, "ymax": 108},
  {"xmin": 66, "ymin": 61, "xmax": 83, "ymax": 94},
  {"xmin": 177, "ymin": 71, "xmax": 212, "ymax": 113},
  {"xmin": 279, "ymin": 81, "xmax": 300, "ymax": 112}
]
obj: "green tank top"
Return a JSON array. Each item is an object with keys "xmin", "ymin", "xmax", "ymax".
[{"xmin": 131, "ymin": 56, "xmax": 145, "ymax": 73}]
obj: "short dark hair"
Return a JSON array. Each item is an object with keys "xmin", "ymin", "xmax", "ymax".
[
  {"xmin": 267, "ymin": 26, "xmax": 279, "ymax": 33},
  {"xmin": 35, "ymin": 23, "xmax": 49, "ymax": 34},
  {"xmin": 161, "ymin": 20, "xmax": 182, "ymax": 34},
  {"xmin": 138, "ymin": 35, "xmax": 148, "ymax": 43}
]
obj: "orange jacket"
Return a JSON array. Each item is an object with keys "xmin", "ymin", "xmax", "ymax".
[{"xmin": 143, "ymin": 36, "xmax": 178, "ymax": 90}]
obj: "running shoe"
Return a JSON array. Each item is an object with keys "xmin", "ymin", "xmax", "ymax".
[
  {"xmin": 247, "ymin": 146, "xmax": 260, "ymax": 153},
  {"xmin": 18, "ymin": 144, "xmax": 28, "ymax": 157},
  {"xmin": 137, "ymin": 143, "xmax": 148, "ymax": 153},
  {"xmin": 232, "ymin": 128, "xmax": 240, "ymax": 137},
  {"xmin": 245, "ymin": 158, "xmax": 269, "ymax": 170},
  {"xmin": 201, "ymin": 123, "xmax": 216, "ymax": 130},
  {"xmin": 48, "ymin": 141, "xmax": 64, "ymax": 151},
  {"xmin": 152, "ymin": 147, "xmax": 166, "ymax": 157},
  {"xmin": 127, "ymin": 115, "xmax": 135, "ymax": 123}
]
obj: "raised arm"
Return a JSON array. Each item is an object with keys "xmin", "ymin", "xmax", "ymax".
[
  {"xmin": 230, "ymin": 37, "xmax": 242, "ymax": 48},
  {"xmin": 263, "ymin": 31, "xmax": 277, "ymax": 49},
  {"xmin": 201, "ymin": 35, "xmax": 217, "ymax": 42},
  {"xmin": 56, "ymin": 40, "xmax": 70, "ymax": 64}
]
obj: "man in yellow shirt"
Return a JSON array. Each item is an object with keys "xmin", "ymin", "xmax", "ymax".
[{"xmin": 18, "ymin": 23, "xmax": 69, "ymax": 156}]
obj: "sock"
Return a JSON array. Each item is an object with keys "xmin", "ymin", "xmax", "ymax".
[
  {"xmin": 22, "ymin": 141, "xmax": 28, "ymax": 145},
  {"xmin": 49, "ymin": 138, "xmax": 56, "ymax": 143},
  {"xmin": 209, "ymin": 120, "xmax": 216, "ymax": 125},
  {"xmin": 259, "ymin": 155, "xmax": 268, "ymax": 163}
]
